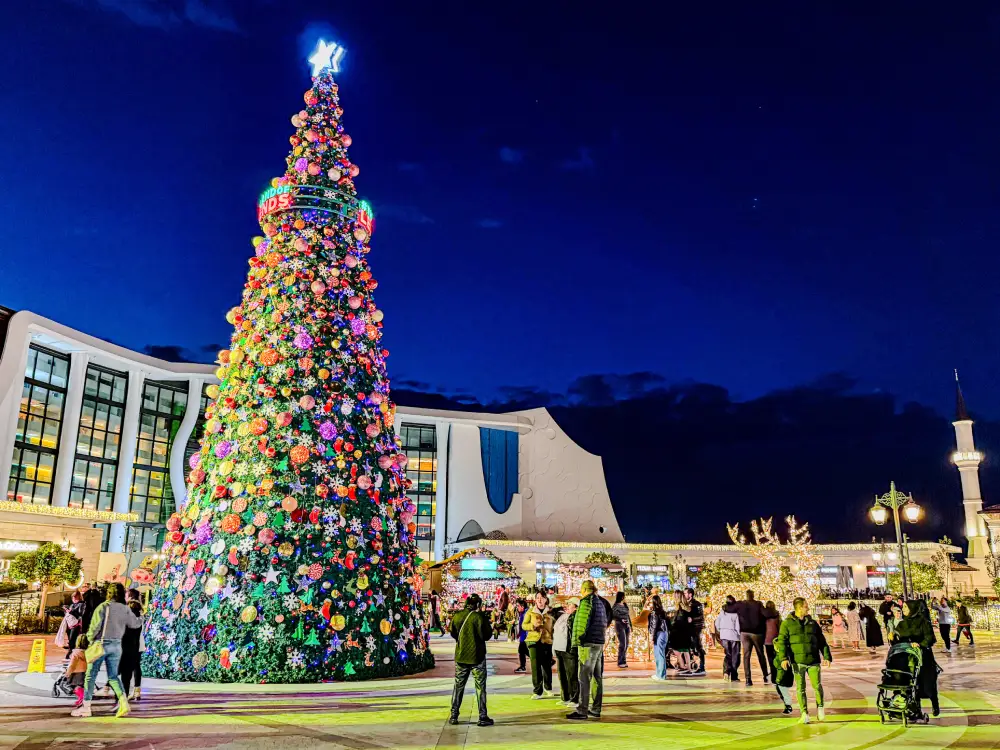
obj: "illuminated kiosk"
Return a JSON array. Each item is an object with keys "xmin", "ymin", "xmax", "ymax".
[
  {"xmin": 433, "ymin": 547, "xmax": 520, "ymax": 608},
  {"xmin": 558, "ymin": 562, "xmax": 624, "ymax": 598}
]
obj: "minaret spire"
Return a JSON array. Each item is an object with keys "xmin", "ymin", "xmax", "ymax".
[
  {"xmin": 951, "ymin": 373, "xmax": 988, "ymax": 564},
  {"xmin": 955, "ymin": 369, "xmax": 971, "ymax": 421}
]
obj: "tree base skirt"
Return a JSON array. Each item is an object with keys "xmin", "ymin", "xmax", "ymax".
[{"xmin": 141, "ymin": 651, "xmax": 435, "ymax": 684}]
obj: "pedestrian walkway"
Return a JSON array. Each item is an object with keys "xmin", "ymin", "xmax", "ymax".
[{"xmin": 0, "ymin": 633, "xmax": 997, "ymax": 749}]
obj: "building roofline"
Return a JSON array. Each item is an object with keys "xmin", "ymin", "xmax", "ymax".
[{"xmin": 469, "ymin": 539, "xmax": 962, "ymax": 554}]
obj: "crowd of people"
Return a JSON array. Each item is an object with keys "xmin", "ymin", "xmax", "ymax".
[
  {"xmin": 446, "ymin": 585, "xmax": 957, "ymax": 727},
  {"xmin": 54, "ymin": 582, "xmax": 146, "ymax": 718}
]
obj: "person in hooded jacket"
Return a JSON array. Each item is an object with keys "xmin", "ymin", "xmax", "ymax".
[
  {"xmin": 553, "ymin": 598, "xmax": 580, "ymax": 706},
  {"xmin": 859, "ymin": 602, "xmax": 884, "ymax": 653},
  {"xmin": 648, "ymin": 595, "xmax": 670, "ymax": 681},
  {"xmin": 714, "ymin": 595, "xmax": 741, "ymax": 682},
  {"xmin": 890, "ymin": 599, "xmax": 940, "ymax": 717}
]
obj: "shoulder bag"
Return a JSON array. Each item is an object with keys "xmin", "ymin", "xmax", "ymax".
[{"xmin": 85, "ymin": 604, "xmax": 110, "ymax": 663}]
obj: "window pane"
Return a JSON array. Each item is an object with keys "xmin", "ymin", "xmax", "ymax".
[
  {"xmin": 42, "ymin": 419, "xmax": 61, "ymax": 449},
  {"xmin": 24, "ymin": 348, "xmax": 37, "ymax": 379},
  {"xmin": 24, "ymin": 415, "xmax": 43, "ymax": 445},
  {"xmin": 28, "ymin": 387, "xmax": 47, "ymax": 416},
  {"xmin": 50, "ymin": 356, "xmax": 69, "ymax": 389},
  {"xmin": 112, "ymin": 376, "xmax": 127, "ymax": 404},
  {"xmin": 104, "ymin": 432, "xmax": 120, "ymax": 461},
  {"xmin": 107, "ymin": 406, "xmax": 123, "ymax": 434}
]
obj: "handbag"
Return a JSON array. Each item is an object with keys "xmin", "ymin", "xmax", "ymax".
[
  {"xmin": 53, "ymin": 617, "xmax": 69, "ymax": 649},
  {"xmin": 85, "ymin": 604, "xmax": 110, "ymax": 663}
]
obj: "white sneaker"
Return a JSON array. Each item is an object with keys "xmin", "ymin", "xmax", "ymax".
[
  {"xmin": 531, "ymin": 694, "xmax": 545, "ymax": 700},
  {"xmin": 96, "ymin": 685, "xmax": 113, "ymax": 698},
  {"xmin": 71, "ymin": 701, "xmax": 92, "ymax": 718},
  {"xmin": 650, "ymin": 675, "xmax": 664, "ymax": 682},
  {"xmin": 817, "ymin": 707, "xmax": 825, "ymax": 722},
  {"xmin": 800, "ymin": 712, "xmax": 810, "ymax": 724},
  {"xmin": 543, "ymin": 690, "xmax": 555, "ymax": 698}
]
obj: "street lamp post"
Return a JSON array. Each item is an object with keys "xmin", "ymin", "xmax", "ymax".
[{"xmin": 870, "ymin": 481, "xmax": 921, "ymax": 599}]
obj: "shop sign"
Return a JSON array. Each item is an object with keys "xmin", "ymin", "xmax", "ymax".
[
  {"xmin": 635, "ymin": 564, "xmax": 670, "ymax": 573},
  {"xmin": 0, "ymin": 540, "xmax": 40, "ymax": 554}
]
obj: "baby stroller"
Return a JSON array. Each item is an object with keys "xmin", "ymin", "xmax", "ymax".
[
  {"xmin": 52, "ymin": 663, "xmax": 77, "ymax": 699},
  {"xmin": 876, "ymin": 643, "xmax": 928, "ymax": 726}
]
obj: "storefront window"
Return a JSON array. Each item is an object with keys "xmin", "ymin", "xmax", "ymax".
[
  {"xmin": 400, "ymin": 423, "xmax": 436, "ymax": 560},
  {"xmin": 128, "ymin": 380, "xmax": 188, "ymax": 552},
  {"xmin": 6, "ymin": 345, "xmax": 68, "ymax": 505},
  {"xmin": 70, "ymin": 364, "xmax": 127, "ymax": 511}
]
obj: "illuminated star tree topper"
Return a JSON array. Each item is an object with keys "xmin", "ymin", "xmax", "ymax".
[{"xmin": 309, "ymin": 39, "xmax": 346, "ymax": 76}]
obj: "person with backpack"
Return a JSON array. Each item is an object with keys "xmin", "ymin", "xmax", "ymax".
[
  {"xmin": 774, "ymin": 597, "xmax": 832, "ymax": 724},
  {"xmin": 954, "ymin": 601, "xmax": 974, "ymax": 646},
  {"xmin": 448, "ymin": 594, "xmax": 494, "ymax": 727},
  {"xmin": 566, "ymin": 580, "xmax": 608, "ymax": 721}
]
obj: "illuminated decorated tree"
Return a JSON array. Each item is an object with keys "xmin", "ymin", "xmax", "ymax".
[
  {"xmin": 142, "ymin": 41, "xmax": 433, "ymax": 683},
  {"xmin": 708, "ymin": 516, "xmax": 822, "ymax": 615}
]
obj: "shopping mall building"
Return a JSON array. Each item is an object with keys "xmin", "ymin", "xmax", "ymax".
[{"xmin": 0, "ymin": 307, "xmax": 968, "ymax": 591}]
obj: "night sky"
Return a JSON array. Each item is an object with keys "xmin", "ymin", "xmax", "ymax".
[{"xmin": 2, "ymin": 2, "xmax": 999, "ymax": 543}]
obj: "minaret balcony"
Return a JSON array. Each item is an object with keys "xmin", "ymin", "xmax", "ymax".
[{"xmin": 952, "ymin": 451, "xmax": 982, "ymax": 465}]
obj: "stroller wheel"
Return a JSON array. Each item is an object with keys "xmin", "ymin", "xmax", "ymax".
[{"xmin": 51, "ymin": 683, "xmax": 60, "ymax": 698}]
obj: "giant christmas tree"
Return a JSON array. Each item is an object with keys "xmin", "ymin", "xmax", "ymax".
[{"xmin": 142, "ymin": 42, "xmax": 434, "ymax": 683}]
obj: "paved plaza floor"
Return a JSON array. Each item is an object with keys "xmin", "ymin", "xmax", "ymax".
[{"xmin": 1, "ymin": 633, "xmax": 999, "ymax": 749}]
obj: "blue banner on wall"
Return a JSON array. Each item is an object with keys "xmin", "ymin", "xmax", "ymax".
[{"xmin": 479, "ymin": 428, "xmax": 518, "ymax": 514}]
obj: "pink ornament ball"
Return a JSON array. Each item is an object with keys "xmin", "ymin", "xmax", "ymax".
[
  {"xmin": 258, "ymin": 528, "xmax": 276, "ymax": 545},
  {"xmin": 348, "ymin": 296, "xmax": 363, "ymax": 309},
  {"xmin": 311, "ymin": 280, "xmax": 326, "ymax": 295},
  {"xmin": 349, "ymin": 164, "xmax": 360, "ymax": 177},
  {"xmin": 341, "ymin": 134, "xmax": 353, "ymax": 147},
  {"xmin": 188, "ymin": 453, "xmax": 201, "ymax": 470},
  {"xmin": 395, "ymin": 453, "xmax": 408, "ymax": 468},
  {"xmin": 294, "ymin": 238, "xmax": 309, "ymax": 252},
  {"xmin": 344, "ymin": 255, "xmax": 359, "ymax": 269},
  {"xmin": 305, "ymin": 130, "xmax": 318, "ymax": 142},
  {"xmin": 299, "ymin": 395, "xmax": 316, "ymax": 410},
  {"xmin": 377, "ymin": 455, "xmax": 394, "ymax": 470},
  {"xmin": 307, "ymin": 163, "xmax": 321, "ymax": 176},
  {"xmin": 365, "ymin": 423, "xmax": 379, "ymax": 438},
  {"xmin": 294, "ymin": 157, "xmax": 308, "ymax": 172},
  {"xmin": 357, "ymin": 475, "xmax": 372, "ymax": 490}
]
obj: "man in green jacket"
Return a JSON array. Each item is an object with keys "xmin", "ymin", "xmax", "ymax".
[
  {"xmin": 449, "ymin": 594, "xmax": 494, "ymax": 727},
  {"xmin": 774, "ymin": 597, "xmax": 832, "ymax": 724}
]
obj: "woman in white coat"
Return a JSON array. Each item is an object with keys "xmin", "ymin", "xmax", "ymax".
[{"xmin": 845, "ymin": 601, "xmax": 864, "ymax": 650}]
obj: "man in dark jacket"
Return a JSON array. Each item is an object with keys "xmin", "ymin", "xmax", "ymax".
[
  {"xmin": 775, "ymin": 597, "xmax": 832, "ymax": 724},
  {"xmin": 449, "ymin": 594, "xmax": 494, "ymax": 727},
  {"xmin": 734, "ymin": 589, "xmax": 769, "ymax": 685},
  {"xmin": 878, "ymin": 593, "xmax": 895, "ymax": 628},
  {"xmin": 567, "ymin": 580, "xmax": 607, "ymax": 721},
  {"xmin": 684, "ymin": 588, "xmax": 707, "ymax": 675}
]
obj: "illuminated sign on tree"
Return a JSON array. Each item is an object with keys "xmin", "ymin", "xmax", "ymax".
[{"xmin": 257, "ymin": 185, "xmax": 295, "ymax": 220}]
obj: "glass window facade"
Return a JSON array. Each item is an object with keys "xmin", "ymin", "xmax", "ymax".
[
  {"xmin": 128, "ymin": 380, "xmax": 188, "ymax": 552},
  {"xmin": 182, "ymin": 383, "xmax": 211, "ymax": 477},
  {"xmin": 400, "ymin": 424, "xmax": 437, "ymax": 560},
  {"xmin": 6, "ymin": 345, "xmax": 69, "ymax": 505},
  {"xmin": 70, "ymin": 364, "xmax": 127, "ymax": 511}
]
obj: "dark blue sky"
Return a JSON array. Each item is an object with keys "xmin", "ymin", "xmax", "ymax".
[{"xmin": 2, "ymin": 1, "xmax": 999, "ymax": 417}]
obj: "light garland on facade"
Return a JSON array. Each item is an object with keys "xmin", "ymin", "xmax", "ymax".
[
  {"xmin": 478, "ymin": 539, "xmax": 956, "ymax": 553},
  {"xmin": 0, "ymin": 501, "xmax": 139, "ymax": 523}
]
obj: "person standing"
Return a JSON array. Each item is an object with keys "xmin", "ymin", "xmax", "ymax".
[
  {"xmin": 714, "ymin": 595, "xmax": 741, "ymax": 682},
  {"xmin": 762, "ymin": 601, "xmax": 781, "ymax": 675},
  {"xmin": 859, "ymin": 602, "xmax": 884, "ymax": 654},
  {"xmin": 671, "ymin": 591, "xmax": 693, "ymax": 673},
  {"xmin": 845, "ymin": 602, "xmax": 863, "ymax": 650},
  {"xmin": 830, "ymin": 606, "xmax": 848, "ymax": 648},
  {"xmin": 497, "ymin": 585, "xmax": 510, "ymax": 617},
  {"xmin": 954, "ymin": 601, "xmax": 974, "ymax": 646},
  {"xmin": 611, "ymin": 592, "xmax": 632, "ymax": 668},
  {"xmin": 553, "ymin": 598, "xmax": 580, "ymax": 706},
  {"xmin": 429, "ymin": 589, "xmax": 443, "ymax": 635},
  {"xmin": 514, "ymin": 599, "xmax": 529, "ymax": 673},
  {"xmin": 79, "ymin": 583, "xmax": 103, "ymax": 635},
  {"xmin": 648, "ymin": 595, "xmax": 669, "ymax": 681},
  {"xmin": 523, "ymin": 591, "xmax": 555, "ymax": 698},
  {"xmin": 448, "ymin": 594, "xmax": 494, "ymax": 727},
  {"xmin": 734, "ymin": 589, "xmax": 768, "ymax": 685},
  {"xmin": 931, "ymin": 597, "xmax": 954, "ymax": 653},
  {"xmin": 684, "ymin": 588, "xmax": 707, "ymax": 675},
  {"xmin": 118, "ymin": 589, "xmax": 144, "ymax": 701},
  {"xmin": 890, "ymin": 600, "xmax": 940, "ymax": 718},
  {"xmin": 878, "ymin": 593, "xmax": 895, "ymax": 629},
  {"xmin": 566, "ymin": 580, "xmax": 607, "ymax": 721},
  {"xmin": 71, "ymin": 583, "xmax": 142, "ymax": 718},
  {"xmin": 64, "ymin": 591, "xmax": 86, "ymax": 656},
  {"xmin": 774, "ymin": 597, "xmax": 832, "ymax": 724}
]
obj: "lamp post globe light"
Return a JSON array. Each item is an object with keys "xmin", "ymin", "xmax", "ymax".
[{"xmin": 869, "ymin": 481, "xmax": 921, "ymax": 598}]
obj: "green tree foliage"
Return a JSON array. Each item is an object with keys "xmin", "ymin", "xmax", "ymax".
[
  {"xmin": 888, "ymin": 561, "xmax": 944, "ymax": 595},
  {"xmin": 8, "ymin": 543, "xmax": 82, "ymax": 617},
  {"xmin": 694, "ymin": 560, "xmax": 759, "ymax": 595},
  {"xmin": 583, "ymin": 552, "xmax": 622, "ymax": 565}
]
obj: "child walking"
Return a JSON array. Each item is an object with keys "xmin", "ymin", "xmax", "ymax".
[{"xmin": 66, "ymin": 635, "xmax": 88, "ymax": 707}]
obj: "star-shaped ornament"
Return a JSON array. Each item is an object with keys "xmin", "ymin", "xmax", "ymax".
[
  {"xmin": 197, "ymin": 604, "xmax": 211, "ymax": 622},
  {"xmin": 264, "ymin": 567, "xmax": 280, "ymax": 584},
  {"xmin": 309, "ymin": 39, "xmax": 346, "ymax": 76}
]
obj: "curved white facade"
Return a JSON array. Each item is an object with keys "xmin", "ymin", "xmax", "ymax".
[{"xmin": 0, "ymin": 309, "xmax": 623, "ymax": 575}]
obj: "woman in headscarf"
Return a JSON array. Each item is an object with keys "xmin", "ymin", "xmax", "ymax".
[
  {"xmin": 858, "ymin": 601, "xmax": 884, "ymax": 654},
  {"xmin": 890, "ymin": 600, "xmax": 940, "ymax": 718}
]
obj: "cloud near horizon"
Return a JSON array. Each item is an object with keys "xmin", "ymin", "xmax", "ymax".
[{"xmin": 73, "ymin": 0, "xmax": 242, "ymax": 33}]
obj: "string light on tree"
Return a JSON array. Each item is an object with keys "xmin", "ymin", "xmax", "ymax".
[{"xmin": 141, "ymin": 40, "xmax": 433, "ymax": 683}]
